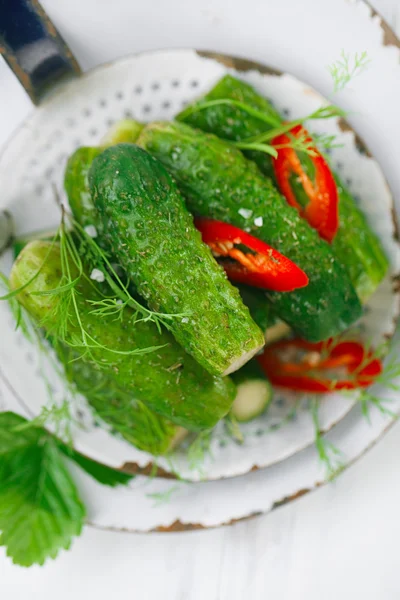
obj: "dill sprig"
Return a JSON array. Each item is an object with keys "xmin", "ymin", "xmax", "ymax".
[
  {"xmin": 310, "ymin": 397, "xmax": 345, "ymax": 480},
  {"xmin": 328, "ymin": 50, "xmax": 371, "ymax": 92},
  {"xmin": 13, "ymin": 400, "xmax": 74, "ymax": 444},
  {"xmin": 225, "ymin": 413, "xmax": 244, "ymax": 444},
  {"xmin": 239, "ymin": 105, "xmax": 345, "ymax": 144},
  {"xmin": 187, "ymin": 430, "xmax": 213, "ymax": 474},
  {"xmin": 177, "ymin": 98, "xmax": 282, "ymax": 127},
  {"xmin": 312, "ymin": 132, "xmax": 343, "ymax": 153},
  {"xmin": 3, "ymin": 211, "xmax": 187, "ymax": 367},
  {"xmin": 147, "ymin": 485, "xmax": 181, "ymax": 507},
  {"xmin": 357, "ymin": 357, "xmax": 400, "ymax": 422},
  {"xmin": 70, "ymin": 216, "xmax": 188, "ymax": 332},
  {"xmin": 178, "ymin": 97, "xmax": 345, "ymax": 160}
]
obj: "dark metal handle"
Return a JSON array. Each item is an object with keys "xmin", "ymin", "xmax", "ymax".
[{"xmin": 0, "ymin": 0, "xmax": 81, "ymax": 104}]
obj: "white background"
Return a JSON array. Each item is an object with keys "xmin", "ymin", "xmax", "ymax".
[{"xmin": 1, "ymin": 0, "xmax": 400, "ymax": 598}]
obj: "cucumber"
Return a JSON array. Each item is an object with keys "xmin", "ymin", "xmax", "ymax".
[
  {"xmin": 64, "ymin": 120, "xmax": 144, "ymax": 231},
  {"xmin": 13, "ymin": 227, "xmax": 59, "ymax": 259},
  {"xmin": 64, "ymin": 147, "xmax": 101, "ymax": 229},
  {"xmin": 100, "ymin": 119, "xmax": 144, "ymax": 146},
  {"xmin": 231, "ymin": 361, "xmax": 272, "ymax": 422},
  {"xmin": 137, "ymin": 121, "xmax": 362, "ymax": 342},
  {"xmin": 236, "ymin": 284, "xmax": 270, "ymax": 332},
  {"xmin": 10, "ymin": 241, "xmax": 237, "ymax": 431},
  {"xmin": 89, "ymin": 144, "xmax": 264, "ymax": 376},
  {"xmin": 56, "ymin": 343, "xmax": 186, "ymax": 455},
  {"xmin": 332, "ymin": 176, "xmax": 389, "ymax": 303},
  {"xmin": 235, "ymin": 284, "xmax": 291, "ymax": 343},
  {"xmin": 265, "ymin": 319, "xmax": 291, "ymax": 345},
  {"xmin": 177, "ymin": 74, "xmax": 389, "ymax": 302}
]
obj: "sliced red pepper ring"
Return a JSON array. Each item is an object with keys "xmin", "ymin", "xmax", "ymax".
[
  {"xmin": 194, "ymin": 218, "xmax": 308, "ymax": 292},
  {"xmin": 271, "ymin": 124, "xmax": 339, "ymax": 243},
  {"xmin": 257, "ymin": 337, "xmax": 383, "ymax": 393}
]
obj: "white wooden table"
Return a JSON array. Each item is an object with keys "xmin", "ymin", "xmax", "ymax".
[{"xmin": 1, "ymin": 1, "xmax": 400, "ymax": 597}]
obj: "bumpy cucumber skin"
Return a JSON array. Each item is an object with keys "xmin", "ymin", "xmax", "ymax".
[
  {"xmin": 56, "ymin": 343, "xmax": 179, "ymax": 455},
  {"xmin": 64, "ymin": 121, "xmax": 144, "ymax": 228},
  {"xmin": 178, "ymin": 74, "xmax": 389, "ymax": 302},
  {"xmin": 89, "ymin": 144, "xmax": 264, "ymax": 376},
  {"xmin": 138, "ymin": 122, "xmax": 362, "ymax": 342},
  {"xmin": 10, "ymin": 241, "xmax": 237, "ymax": 431},
  {"xmin": 64, "ymin": 147, "xmax": 101, "ymax": 228},
  {"xmin": 332, "ymin": 176, "xmax": 389, "ymax": 303}
]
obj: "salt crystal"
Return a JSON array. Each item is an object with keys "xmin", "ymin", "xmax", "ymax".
[
  {"xmin": 238, "ymin": 208, "xmax": 253, "ymax": 219},
  {"xmin": 254, "ymin": 216, "xmax": 263, "ymax": 227},
  {"xmin": 84, "ymin": 225, "xmax": 98, "ymax": 238},
  {"xmin": 90, "ymin": 268, "xmax": 105, "ymax": 283}
]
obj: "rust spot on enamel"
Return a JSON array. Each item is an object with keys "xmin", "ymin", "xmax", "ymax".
[
  {"xmin": 272, "ymin": 487, "xmax": 310, "ymax": 509},
  {"xmin": 337, "ymin": 118, "xmax": 372, "ymax": 158},
  {"xmin": 119, "ymin": 461, "xmax": 178, "ymax": 479},
  {"xmin": 364, "ymin": 0, "xmax": 400, "ymax": 48},
  {"xmin": 197, "ymin": 51, "xmax": 283, "ymax": 77}
]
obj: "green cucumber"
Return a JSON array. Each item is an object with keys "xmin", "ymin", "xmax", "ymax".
[
  {"xmin": 10, "ymin": 241, "xmax": 236, "ymax": 431},
  {"xmin": 13, "ymin": 227, "xmax": 59, "ymax": 259},
  {"xmin": 101, "ymin": 119, "xmax": 144, "ymax": 146},
  {"xmin": 138, "ymin": 121, "xmax": 362, "ymax": 342},
  {"xmin": 89, "ymin": 144, "xmax": 264, "ymax": 376},
  {"xmin": 236, "ymin": 284, "xmax": 290, "ymax": 343},
  {"xmin": 236, "ymin": 284, "xmax": 270, "ymax": 332},
  {"xmin": 56, "ymin": 343, "xmax": 186, "ymax": 455},
  {"xmin": 231, "ymin": 361, "xmax": 272, "ymax": 422},
  {"xmin": 332, "ymin": 176, "xmax": 390, "ymax": 303},
  {"xmin": 177, "ymin": 74, "xmax": 389, "ymax": 302},
  {"xmin": 64, "ymin": 147, "xmax": 101, "ymax": 230},
  {"xmin": 64, "ymin": 120, "xmax": 144, "ymax": 232}
]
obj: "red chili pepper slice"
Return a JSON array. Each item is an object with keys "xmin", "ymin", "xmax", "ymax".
[
  {"xmin": 272, "ymin": 125, "xmax": 339, "ymax": 243},
  {"xmin": 195, "ymin": 218, "xmax": 309, "ymax": 292},
  {"xmin": 257, "ymin": 337, "xmax": 383, "ymax": 393}
]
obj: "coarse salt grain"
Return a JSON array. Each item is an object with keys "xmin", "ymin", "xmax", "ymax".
[
  {"xmin": 84, "ymin": 225, "xmax": 98, "ymax": 238},
  {"xmin": 90, "ymin": 268, "xmax": 105, "ymax": 283},
  {"xmin": 238, "ymin": 208, "xmax": 253, "ymax": 219}
]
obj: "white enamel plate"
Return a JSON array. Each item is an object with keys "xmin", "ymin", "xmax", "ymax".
[{"xmin": 0, "ymin": 46, "xmax": 399, "ymax": 483}]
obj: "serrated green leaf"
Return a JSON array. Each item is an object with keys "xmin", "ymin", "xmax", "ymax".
[
  {"xmin": 0, "ymin": 414, "xmax": 85, "ymax": 567},
  {"xmin": 59, "ymin": 445, "xmax": 133, "ymax": 487},
  {"xmin": 0, "ymin": 412, "xmax": 42, "ymax": 455}
]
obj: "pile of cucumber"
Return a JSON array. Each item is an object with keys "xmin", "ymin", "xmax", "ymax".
[{"xmin": 9, "ymin": 75, "xmax": 388, "ymax": 457}]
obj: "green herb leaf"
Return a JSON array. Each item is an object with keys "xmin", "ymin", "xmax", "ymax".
[
  {"xmin": 0, "ymin": 412, "xmax": 85, "ymax": 567},
  {"xmin": 328, "ymin": 50, "xmax": 371, "ymax": 92},
  {"xmin": 147, "ymin": 485, "xmax": 180, "ymax": 506},
  {"xmin": 59, "ymin": 445, "xmax": 133, "ymax": 487},
  {"xmin": 310, "ymin": 398, "xmax": 345, "ymax": 480},
  {"xmin": 177, "ymin": 98, "xmax": 282, "ymax": 127}
]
